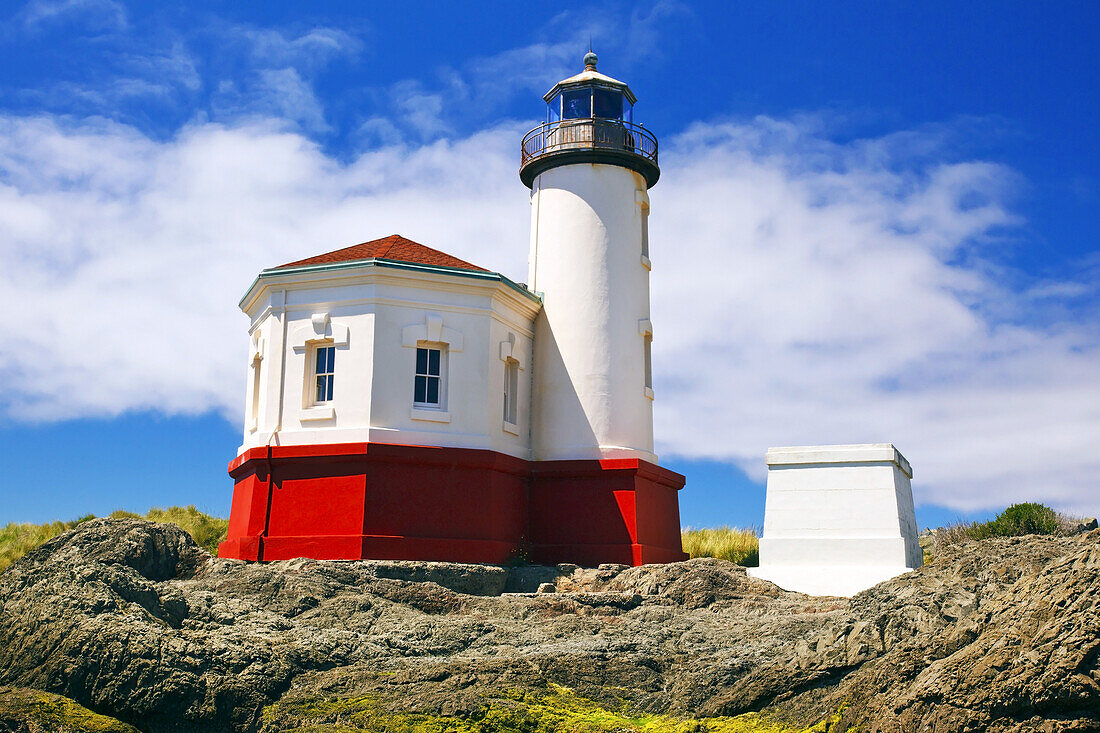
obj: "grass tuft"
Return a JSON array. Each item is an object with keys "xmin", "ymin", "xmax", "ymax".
[
  {"xmin": 0, "ymin": 515, "xmax": 94, "ymax": 573},
  {"xmin": 138, "ymin": 505, "xmax": 228, "ymax": 556},
  {"xmin": 681, "ymin": 526, "xmax": 760, "ymax": 566},
  {"xmin": 0, "ymin": 505, "xmax": 228, "ymax": 572}
]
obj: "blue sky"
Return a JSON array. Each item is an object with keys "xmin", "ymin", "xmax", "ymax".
[{"xmin": 0, "ymin": 1, "xmax": 1097, "ymax": 529}]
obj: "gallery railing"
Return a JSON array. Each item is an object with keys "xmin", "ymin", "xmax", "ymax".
[{"xmin": 521, "ymin": 119, "xmax": 658, "ymax": 167}]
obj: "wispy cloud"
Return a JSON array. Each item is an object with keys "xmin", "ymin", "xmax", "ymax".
[
  {"xmin": 18, "ymin": 0, "xmax": 127, "ymax": 33},
  {"xmin": 4, "ymin": 14, "xmax": 363, "ymax": 135},
  {"xmin": 0, "ymin": 111, "xmax": 1096, "ymax": 517},
  {"xmin": 212, "ymin": 67, "xmax": 331, "ymax": 133},
  {"xmin": 227, "ymin": 25, "xmax": 363, "ymax": 70},
  {"xmin": 346, "ymin": 2, "xmax": 692, "ymax": 143}
]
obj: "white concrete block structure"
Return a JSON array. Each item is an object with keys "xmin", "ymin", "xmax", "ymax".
[{"xmin": 748, "ymin": 444, "xmax": 922, "ymax": 596}]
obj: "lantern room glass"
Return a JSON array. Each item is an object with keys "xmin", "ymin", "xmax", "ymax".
[
  {"xmin": 593, "ymin": 88, "xmax": 623, "ymax": 119},
  {"xmin": 548, "ymin": 86, "xmax": 633, "ymax": 123},
  {"xmin": 547, "ymin": 94, "xmax": 561, "ymax": 123},
  {"xmin": 561, "ymin": 88, "xmax": 589, "ymax": 119}
]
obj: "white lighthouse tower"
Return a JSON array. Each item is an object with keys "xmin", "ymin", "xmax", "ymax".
[{"xmin": 522, "ymin": 51, "xmax": 660, "ymax": 463}]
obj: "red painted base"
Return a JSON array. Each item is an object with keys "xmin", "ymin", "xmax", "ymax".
[{"xmin": 218, "ymin": 442, "xmax": 688, "ymax": 566}]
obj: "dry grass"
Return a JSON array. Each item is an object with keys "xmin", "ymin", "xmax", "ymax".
[
  {"xmin": 110, "ymin": 505, "xmax": 228, "ymax": 556},
  {"xmin": 0, "ymin": 516, "xmax": 94, "ymax": 573},
  {"xmin": 0, "ymin": 505, "xmax": 228, "ymax": 573},
  {"xmin": 681, "ymin": 526, "xmax": 760, "ymax": 566}
]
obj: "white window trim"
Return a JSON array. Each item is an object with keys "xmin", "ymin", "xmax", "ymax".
[
  {"xmin": 301, "ymin": 405, "xmax": 335, "ymax": 421},
  {"xmin": 247, "ymin": 333, "xmax": 265, "ymax": 433},
  {"xmin": 309, "ymin": 342, "xmax": 337, "ymax": 406},
  {"xmin": 499, "ymin": 335, "xmax": 524, "ymax": 434},
  {"xmin": 412, "ymin": 343, "xmax": 448, "ymax": 411},
  {"xmin": 636, "ymin": 189, "xmax": 651, "ymax": 269},
  {"xmin": 402, "ymin": 313, "xmax": 462, "ymax": 420},
  {"xmin": 401, "ymin": 313, "xmax": 463, "ymax": 351},
  {"xmin": 410, "ymin": 407, "xmax": 451, "ymax": 423},
  {"xmin": 639, "ymin": 318, "xmax": 654, "ymax": 400},
  {"xmin": 290, "ymin": 312, "xmax": 348, "ymax": 420}
]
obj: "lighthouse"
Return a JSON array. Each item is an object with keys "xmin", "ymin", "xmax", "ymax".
[
  {"xmin": 218, "ymin": 53, "xmax": 686, "ymax": 567},
  {"xmin": 522, "ymin": 50, "xmax": 659, "ymax": 464}
]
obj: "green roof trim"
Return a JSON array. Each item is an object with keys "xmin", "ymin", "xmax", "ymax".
[{"xmin": 239, "ymin": 257, "xmax": 542, "ymax": 308}]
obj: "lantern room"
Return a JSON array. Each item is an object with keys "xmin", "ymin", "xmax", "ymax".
[
  {"xmin": 520, "ymin": 51, "xmax": 659, "ymax": 188},
  {"xmin": 545, "ymin": 51, "xmax": 636, "ymax": 123}
]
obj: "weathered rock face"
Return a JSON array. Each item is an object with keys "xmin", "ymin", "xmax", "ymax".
[{"xmin": 0, "ymin": 518, "xmax": 1098, "ymax": 732}]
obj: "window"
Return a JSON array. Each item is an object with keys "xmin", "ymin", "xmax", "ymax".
[
  {"xmin": 644, "ymin": 334, "xmax": 653, "ymax": 392},
  {"xmin": 640, "ymin": 201, "xmax": 650, "ymax": 261},
  {"xmin": 250, "ymin": 357, "xmax": 262, "ymax": 425},
  {"xmin": 414, "ymin": 345, "xmax": 444, "ymax": 408},
  {"xmin": 313, "ymin": 344, "xmax": 335, "ymax": 404},
  {"xmin": 503, "ymin": 359, "xmax": 519, "ymax": 425}
]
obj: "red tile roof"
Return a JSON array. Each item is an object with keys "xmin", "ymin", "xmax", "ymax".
[{"xmin": 275, "ymin": 234, "xmax": 489, "ymax": 272}]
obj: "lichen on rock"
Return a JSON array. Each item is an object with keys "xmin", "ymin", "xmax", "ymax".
[{"xmin": 0, "ymin": 686, "xmax": 139, "ymax": 733}]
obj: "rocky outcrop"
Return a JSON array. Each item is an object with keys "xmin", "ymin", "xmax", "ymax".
[{"xmin": 0, "ymin": 518, "xmax": 1097, "ymax": 732}]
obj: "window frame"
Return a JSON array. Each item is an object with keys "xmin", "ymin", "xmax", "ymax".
[
  {"xmin": 413, "ymin": 342, "xmax": 448, "ymax": 410},
  {"xmin": 249, "ymin": 354, "xmax": 263, "ymax": 429},
  {"xmin": 639, "ymin": 319, "xmax": 655, "ymax": 400},
  {"xmin": 502, "ymin": 357, "xmax": 519, "ymax": 426},
  {"xmin": 309, "ymin": 341, "xmax": 336, "ymax": 407},
  {"xmin": 643, "ymin": 333, "xmax": 653, "ymax": 394}
]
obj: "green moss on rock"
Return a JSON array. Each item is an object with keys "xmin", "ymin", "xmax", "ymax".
[
  {"xmin": 0, "ymin": 686, "xmax": 139, "ymax": 732},
  {"xmin": 262, "ymin": 684, "xmax": 846, "ymax": 733}
]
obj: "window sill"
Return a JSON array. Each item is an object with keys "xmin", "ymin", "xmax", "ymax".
[
  {"xmin": 640, "ymin": 254, "xmax": 652, "ymax": 270},
  {"xmin": 644, "ymin": 387, "xmax": 655, "ymax": 400},
  {"xmin": 300, "ymin": 406, "xmax": 335, "ymax": 421},
  {"xmin": 247, "ymin": 422, "xmax": 258, "ymax": 433},
  {"xmin": 411, "ymin": 407, "xmax": 451, "ymax": 423},
  {"xmin": 502, "ymin": 420, "xmax": 520, "ymax": 436}
]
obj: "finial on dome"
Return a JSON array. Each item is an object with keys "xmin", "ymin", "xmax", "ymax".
[{"xmin": 583, "ymin": 50, "xmax": 598, "ymax": 70}]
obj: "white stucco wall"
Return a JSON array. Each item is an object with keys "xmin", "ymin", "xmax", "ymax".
[
  {"xmin": 748, "ymin": 444, "xmax": 923, "ymax": 597},
  {"xmin": 238, "ymin": 264, "xmax": 539, "ymax": 460},
  {"xmin": 527, "ymin": 162, "xmax": 656, "ymax": 462}
]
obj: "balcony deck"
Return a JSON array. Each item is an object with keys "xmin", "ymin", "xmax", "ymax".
[{"xmin": 520, "ymin": 119, "xmax": 659, "ymax": 188}]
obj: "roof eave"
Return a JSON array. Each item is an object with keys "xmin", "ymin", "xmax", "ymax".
[
  {"xmin": 239, "ymin": 257, "xmax": 542, "ymax": 311},
  {"xmin": 542, "ymin": 75, "xmax": 637, "ymax": 105}
]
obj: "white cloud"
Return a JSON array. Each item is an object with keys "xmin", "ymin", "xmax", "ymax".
[
  {"xmin": 0, "ymin": 112, "xmax": 1096, "ymax": 517},
  {"xmin": 651, "ymin": 117, "xmax": 1100, "ymax": 515}
]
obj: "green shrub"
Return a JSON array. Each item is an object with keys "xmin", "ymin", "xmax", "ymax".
[
  {"xmin": 987, "ymin": 502, "xmax": 1061, "ymax": 537},
  {"xmin": 927, "ymin": 502, "xmax": 1068, "ymax": 559},
  {"xmin": 681, "ymin": 526, "xmax": 759, "ymax": 566}
]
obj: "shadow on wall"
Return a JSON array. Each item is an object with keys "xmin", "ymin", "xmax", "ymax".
[{"xmin": 530, "ymin": 315, "xmax": 601, "ymax": 457}]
